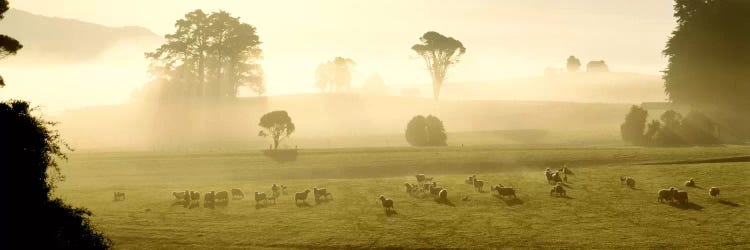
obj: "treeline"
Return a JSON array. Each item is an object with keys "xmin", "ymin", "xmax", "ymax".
[{"xmin": 621, "ymin": 105, "xmax": 719, "ymax": 146}]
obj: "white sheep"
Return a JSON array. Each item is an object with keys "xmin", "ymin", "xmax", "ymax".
[
  {"xmin": 626, "ymin": 178, "xmax": 636, "ymax": 188},
  {"xmin": 674, "ymin": 190, "xmax": 688, "ymax": 204},
  {"xmin": 473, "ymin": 178, "xmax": 485, "ymax": 192},
  {"xmin": 173, "ymin": 191, "xmax": 186, "ymax": 200},
  {"xmin": 685, "ymin": 178, "xmax": 696, "ymax": 187},
  {"xmin": 254, "ymin": 192, "xmax": 268, "ymax": 205},
  {"xmin": 657, "ymin": 188, "xmax": 675, "ymax": 203},
  {"xmin": 709, "ymin": 187, "xmax": 720, "ymax": 199},
  {"xmin": 204, "ymin": 191, "xmax": 215, "ymax": 207},
  {"xmin": 415, "ymin": 174, "xmax": 426, "ymax": 183},
  {"xmin": 215, "ymin": 191, "xmax": 229, "ymax": 202},
  {"xmin": 493, "ymin": 185, "xmax": 517, "ymax": 199},
  {"xmin": 313, "ymin": 187, "xmax": 332, "ymax": 201},
  {"xmin": 438, "ymin": 189, "xmax": 448, "ymax": 201},
  {"xmin": 231, "ymin": 188, "xmax": 244, "ymax": 199}
]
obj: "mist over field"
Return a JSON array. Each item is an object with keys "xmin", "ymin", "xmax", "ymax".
[{"xmin": 2, "ymin": 1, "xmax": 749, "ymax": 249}]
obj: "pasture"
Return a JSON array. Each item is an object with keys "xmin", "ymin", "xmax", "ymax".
[{"xmin": 55, "ymin": 145, "xmax": 750, "ymax": 249}]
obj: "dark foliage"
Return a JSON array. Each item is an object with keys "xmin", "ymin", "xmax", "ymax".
[
  {"xmin": 411, "ymin": 31, "xmax": 465, "ymax": 100},
  {"xmin": 663, "ymin": 0, "xmax": 750, "ymax": 139},
  {"xmin": 620, "ymin": 105, "xmax": 648, "ymax": 145},
  {"xmin": 586, "ymin": 60, "xmax": 609, "ymax": 72},
  {"xmin": 566, "ymin": 55, "xmax": 581, "ymax": 72},
  {"xmin": 0, "ymin": 100, "xmax": 111, "ymax": 249},
  {"xmin": 0, "ymin": 0, "xmax": 22, "ymax": 88},
  {"xmin": 258, "ymin": 110, "xmax": 295, "ymax": 150},
  {"xmin": 405, "ymin": 115, "xmax": 447, "ymax": 146}
]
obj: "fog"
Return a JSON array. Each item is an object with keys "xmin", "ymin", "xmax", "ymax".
[{"xmin": 0, "ymin": 1, "xmax": 676, "ymax": 149}]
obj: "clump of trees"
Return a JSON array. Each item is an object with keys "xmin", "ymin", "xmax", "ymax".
[
  {"xmin": 411, "ymin": 31, "xmax": 465, "ymax": 100},
  {"xmin": 405, "ymin": 115, "xmax": 447, "ymax": 146},
  {"xmin": 144, "ymin": 9, "xmax": 264, "ymax": 101},
  {"xmin": 314, "ymin": 57, "xmax": 355, "ymax": 93},
  {"xmin": 621, "ymin": 105, "xmax": 719, "ymax": 146},
  {"xmin": 586, "ymin": 60, "xmax": 609, "ymax": 72},
  {"xmin": 258, "ymin": 110, "xmax": 295, "ymax": 150},
  {"xmin": 663, "ymin": 0, "xmax": 750, "ymax": 140},
  {"xmin": 362, "ymin": 74, "xmax": 387, "ymax": 95},
  {"xmin": 566, "ymin": 55, "xmax": 581, "ymax": 72}
]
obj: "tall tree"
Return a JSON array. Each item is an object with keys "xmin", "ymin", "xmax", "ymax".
[
  {"xmin": 145, "ymin": 10, "xmax": 264, "ymax": 100},
  {"xmin": 566, "ymin": 55, "xmax": 581, "ymax": 72},
  {"xmin": 620, "ymin": 105, "xmax": 648, "ymax": 145},
  {"xmin": 314, "ymin": 57, "xmax": 355, "ymax": 93},
  {"xmin": 663, "ymin": 0, "xmax": 750, "ymax": 139},
  {"xmin": 411, "ymin": 31, "xmax": 465, "ymax": 100},
  {"xmin": 258, "ymin": 110, "xmax": 295, "ymax": 150}
]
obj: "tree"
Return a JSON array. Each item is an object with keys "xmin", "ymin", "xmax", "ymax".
[
  {"xmin": 566, "ymin": 55, "xmax": 581, "ymax": 72},
  {"xmin": 0, "ymin": 101, "xmax": 112, "ymax": 249},
  {"xmin": 681, "ymin": 110, "xmax": 719, "ymax": 144},
  {"xmin": 0, "ymin": 0, "xmax": 22, "ymax": 88},
  {"xmin": 655, "ymin": 110, "xmax": 684, "ymax": 145},
  {"xmin": 586, "ymin": 60, "xmax": 609, "ymax": 72},
  {"xmin": 620, "ymin": 105, "xmax": 648, "ymax": 145},
  {"xmin": 663, "ymin": 0, "xmax": 750, "ymax": 139},
  {"xmin": 362, "ymin": 74, "xmax": 387, "ymax": 95},
  {"xmin": 411, "ymin": 31, "xmax": 466, "ymax": 100},
  {"xmin": 145, "ymin": 10, "xmax": 264, "ymax": 100},
  {"xmin": 258, "ymin": 111, "xmax": 295, "ymax": 150},
  {"xmin": 405, "ymin": 115, "xmax": 447, "ymax": 146},
  {"xmin": 315, "ymin": 57, "xmax": 355, "ymax": 92}
]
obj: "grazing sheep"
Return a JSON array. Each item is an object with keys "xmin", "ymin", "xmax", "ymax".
[
  {"xmin": 709, "ymin": 187, "xmax": 720, "ymax": 199},
  {"xmin": 685, "ymin": 178, "xmax": 696, "ymax": 187},
  {"xmin": 271, "ymin": 184, "xmax": 281, "ymax": 197},
  {"xmin": 404, "ymin": 182, "xmax": 413, "ymax": 193},
  {"xmin": 204, "ymin": 191, "xmax": 215, "ymax": 206},
  {"xmin": 562, "ymin": 166, "xmax": 573, "ymax": 175},
  {"xmin": 416, "ymin": 174, "xmax": 426, "ymax": 183},
  {"xmin": 379, "ymin": 195, "xmax": 394, "ymax": 213},
  {"xmin": 429, "ymin": 185, "xmax": 443, "ymax": 196},
  {"xmin": 313, "ymin": 187, "xmax": 333, "ymax": 201},
  {"xmin": 267, "ymin": 195, "xmax": 277, "ymax": 205},
  {"xmin": 549, "ymin": 172, "xmax": 562, "ymax": 184},
  {"xmin": 493, "ymin": 185, "xmax": 517, "ymax": 199},
  {"xmin": 295, "ymin": 189, "xmax": 311, "ymax": 204},
  {"xmin": 438, "ymin": 189, "xmax": 448, "ymax": 201},
  {"xmin": 215, "ymin": 191, "xmax": 229, "ymax": 202},
  {"xmin": 545, "ymin": 170, "xmax": 553, "ymax": 182},
  {"xmin": 619, "ymin": 176, "xmax": 627, "ymax": 184},
  {"xmin": 190, "ymin": 191, "xmax": 200, "ymax": 204},
  {"xmin": 421, "ymin": 183, "xmax": 432, "ymax": 192},
  {"xmin": 473, "ymin": 178, "xmax": 485, "ymax": 192},
  {"xmin": 231, "ymin": 188, "xmax": 244, "ymax": 199},
  {"xmin": 674, "ymin": 190, "xmax": 688, "ymax": 204},
  {"xmin": 254, "ymin": 192, "xmax": 268, "ymax": 205},
  {"xmin": 626, "ymin": 178, "xmax": 636, "ymax": 188},
  {"xmin": 281, "ymin": 185, "xmax": 288, "ymax": 195},
  {"xmin": 657, "ymin": 188, "xmax": 676, "ymax": 203},
  {"xmin": 173, "ymin": 191, "xmax": 186, "ymax": 200},
  {"xmin": 550, "ymin": 184, "xmax": 566, "ymax": 197},
  {"xmin": 113, "ymin": 192, "xmax": 125, "ymax": 201}
]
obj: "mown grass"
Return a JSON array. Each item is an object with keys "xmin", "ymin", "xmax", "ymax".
[{"xmin": 55, "ymin": 145, "xmax": 750, "ymax": 249}]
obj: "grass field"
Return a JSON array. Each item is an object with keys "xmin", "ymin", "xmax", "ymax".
[{"xmin": 55, "ymin": 145, "xmax": 750, "ymax": 249}]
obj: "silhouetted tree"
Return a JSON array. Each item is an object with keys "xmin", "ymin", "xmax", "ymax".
[
  {"xmin": 0, "ymin": 0, "xmax": 22, "ymax": 88},
  {"xmin": 566, "ymin": 55, "xmax": 581, "ymax": 72},
  {"xmin": 405, "ymin": 115, "xmax": 447, "ymax": 146},
  {"xmin": 663, "ymin": 0, "xmax": 750, "ymax": 139},
  {"xmin": 586, "ymin": 60, "xmax": 609, "ymax": 72},
  {"xmin": 644, "ymin": 119, "xmax": 662, "ymax": 144},
  {"xmin": 411, "ymin": 31, "xmax": 465, "ymax": 100},
  {"xmin": 315, "ymin": 57, "xmax": 355, "ymax": 92},
  {"xmin": 258, "ymin": 111, "xmax": 295, "ymax": 150},
  {"xmin": 620, "ymin": 105, "xmax": 648, "ymax": 145},
  {"xmin": 0, "ymin": 101, "xmax": 111, "ymax": 249},
  {"xmin": 681, "ymin": 110, "xmax": 719, "ymax": 144},
  {"xmin": 654, "ymin": 110, "xmax": 684, "ymax": 145},
  {"xmin": 146, "ymin": 10, "xmax": 264, "ymax": 100},
  {"xmin": 363, "ymin": 74, "xmax": 387, "ymax": 95}
]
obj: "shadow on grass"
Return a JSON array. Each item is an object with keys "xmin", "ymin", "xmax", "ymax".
[
  {"xmin": 170, "ymin": 201, "xmax": 186, "ymax": 207},
  {"xmin": 551, "ymin": 195, "xmax": 573, "ymax": 199},
  {"xmin": 629, "ymin": 186, "xmax": 643, "ymax": 191},
  {"xmin": 718, "ymin": 200, "xmax": 740, "ymax": 207},
  {"xmin": 295, "ymin": 201, "xmax": 312, "ymax": 208},
  {"xmin": 263, "ymin": 149, "xmax": 298, "ymax": 163},
  {"xmin": 255, "ymin": 203, "xmax": 267, "ymax": 209},
  {"xmin": 669, "ymin": 202, "xmax": 703, "ymax": 210},
  {"xmin": 434, "ymin": 198, "xmax": 455, "ymax": 207},
  {"xmin": 314, "ymin": 198, "xmax": 333, "ymax": 205},
  {"xmin": 188, "ymin": 203, "xmax": 199, "ymax": 209},
  {"xmin": 385, "ymin": 210, "xmax": 398, "ymax": 217},
  {"xmin": 493, "ymin": 194, "xmax": 524, "ymax": 206},
  {"xmin": 687, "ymin": 185, "xmax": 704, "ymax": 190}
]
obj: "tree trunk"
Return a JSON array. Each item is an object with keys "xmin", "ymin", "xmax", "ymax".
[
  {"xmin": 273, "ymin": 138, "xmax": 279, "ymax": 150},
  {"xmin": 432, "ymin": 78, "xmax": 442, "ymax": 100}
]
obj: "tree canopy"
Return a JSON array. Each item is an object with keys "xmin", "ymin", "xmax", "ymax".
[
  {"xmin": 145, "ymin": 9, "xmax": 264, "ymax": 101},
  {"xmin": 315, "ymin": 57, "xmax": 355, "ymax": 93},
  {"xmin": 258, "ymin": 110, "xmax": 295, "ymax": 150},
  {"xmin": 586, "ymin": 60, "xmax": 609, "ymax": 72},
  {"xmin": 663, "ymin": 0, "xmax": 750, "ymax": 139},
  {"xmin": 411, "ymin": 31, "xmax": 465, "ymax": 100},
  {"xmin": 405, "ymin": 115, "xmax": 447, "ymax": 146},
  {"xmin": 0, "ymin": 0, "xmax": 22, "ymax": 88},
  {"xmin": 566, "ymin": 55, "xmax": 581, "ymax": 72}
]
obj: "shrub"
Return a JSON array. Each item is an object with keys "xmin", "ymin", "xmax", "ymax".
[{"xmin": 405, "ymin": 115, "xmax": 447, "ymax": 146}]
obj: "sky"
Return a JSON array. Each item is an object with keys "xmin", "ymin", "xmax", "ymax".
[{"xmin": 1, "ymin": 0, "xmax": 676, "ymax": 113}]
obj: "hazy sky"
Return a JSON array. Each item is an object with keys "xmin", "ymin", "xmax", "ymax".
[{"xmin": 2, "ymin": 0, "xmax": 676, "ymax": 113}]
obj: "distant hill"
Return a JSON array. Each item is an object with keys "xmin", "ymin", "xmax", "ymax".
[
  {"xmin": 0, "ymin": 9, "xmax": 161, "ymax": 63},
  {"xmin": 393, "ymin": 72, "xmax": 666, "ymax": 104}
]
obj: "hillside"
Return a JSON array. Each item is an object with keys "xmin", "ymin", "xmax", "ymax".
[
  {"xmin": 55, "ymin": 94, "xmax": 634, "ymax": 150},
  {"xmin": 0, "ymin": 9, "xmax": 161, "ymax": 63}
]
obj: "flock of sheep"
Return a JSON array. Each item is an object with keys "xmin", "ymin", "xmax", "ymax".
[
  {"xmin": 165, "ymin": 183, "xmax": 334, "ymax": 209},
  {"xmin": 111, "ymin": 165, "xmax": 725, "ymax": 215}
]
